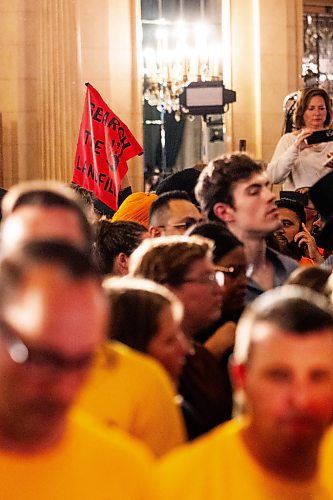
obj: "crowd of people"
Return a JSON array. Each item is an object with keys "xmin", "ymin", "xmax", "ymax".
[{"xmin": 1, "ymin": 85, "xmax": 333, "ymax": 498}]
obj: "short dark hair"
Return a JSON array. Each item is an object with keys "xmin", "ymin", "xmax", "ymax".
[
  {"xmin": 294, "ymin": 87, "xmax": 332, "ymax": 130},
  {"xmin": 149, "ymin": 190, "xmax": 192, "ymax": 226},
  {"xmin": 276, "ymin": 198, "xmax": 306, "ymax": 227},
  {"xmin": 69, "ymin": 183, "xmax": 96, "ymax": 206},
  {"xmin": 0, "ymin": 240, "xmax": 100, "ymax": 313},
  {"xmin": 195, "ymin": 153, "xmax": 263, "ymax": 221},
  {"xmin": 155, "ymin": 168, "xmax": 201, "ymax": 206},
  {"xmin": 93, "ymin": 219, "xmax": 147, "ymax": 275},
  {"xmin": 188, "ymin": 221, "xmax": 242, "ymax": 263},
  {"xmin": 279, "ymin": 190, "xmax": 308, "ymax": 207},
  {"xmin": 234, "ymin": 285, "xmax": 333, "ymax": 364},
  {"xmin": 1, "ymin": 181, "xmax": 93, "ymax": 249}
]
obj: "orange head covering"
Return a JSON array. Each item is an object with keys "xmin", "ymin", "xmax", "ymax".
[{"xmin": 111, "ymin": 192, "xmax": 157, "ymax": 228}]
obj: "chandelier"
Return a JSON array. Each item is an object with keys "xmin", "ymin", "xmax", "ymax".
[
  {"xmin": 303, "ymin": 13, "xmax": 333, "ymax": 95},
  {"xmin": 143, "ymin": 20, "xmax": 222, "ymax": 118}
]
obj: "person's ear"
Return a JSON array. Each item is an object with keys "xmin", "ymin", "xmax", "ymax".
[
  {"xmin": 149, "ymin": 226, "xmax": 163, "ymax": 238},
  {"xmin": 213, "ymin": 202, "xmax": 235, "ymax": 223},
  {"xmin": 114, "ymin": 252, "xmax": 129, "ymax": 276}
]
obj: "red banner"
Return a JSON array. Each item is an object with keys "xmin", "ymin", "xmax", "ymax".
[{"xmin": 72, "ymin": 83, "xmax": 143, "ymax": 210}]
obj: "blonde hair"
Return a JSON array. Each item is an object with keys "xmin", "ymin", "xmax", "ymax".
[{"xmin": 128, "ymin": 235, "xmax": 214, "ymax": 287}]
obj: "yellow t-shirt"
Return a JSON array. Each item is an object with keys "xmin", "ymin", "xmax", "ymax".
[
  {"xmin": 77, "ymin": 341, "xmax": 186, "ymax": 457},
  {"xmin": 319, "ymin": 424, "xmax": 333, "ymax": 493},
  {"xmin": 0, "ymin": 409, "xmax": 155, "ymax": 500},
  {"xmin": 156, "ymin": 418, "xmax": 331, "ymax": 500}
]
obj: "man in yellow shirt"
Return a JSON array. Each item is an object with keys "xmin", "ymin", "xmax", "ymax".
[
  {"xmin": 1, "ymin": 180, "xmax": 186, "ymax": 456},
  {"xmin": 0, "ymin": 241, "xmax": 154, "ymax": 499},
  {"xmin": 157, "ymin": 286, "xmax": 333, "ymax": 499}
]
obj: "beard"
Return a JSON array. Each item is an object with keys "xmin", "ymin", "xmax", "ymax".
[
  {"xmin": 1, "ymin": 399, "xmax": 68, "ymax": 447},
  {"xmin": 270, "ymin": 234, "xmax": 304, "ymax": 261}
]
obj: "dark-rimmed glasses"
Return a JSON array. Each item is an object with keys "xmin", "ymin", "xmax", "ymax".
[
  {"xmin": 181, "ymin": 270, "xmax": 225, "ymax": 287},
  {"xmin": 0, "ymin": 319, "xmax": 94, "ymax": 373},
  {"xmin": 215, "ymin": 265, "xmax": 249, "ymax": 279},
  {"xmin": 157, "ymin": 218, "xmax": 203, "ymax": 232}
]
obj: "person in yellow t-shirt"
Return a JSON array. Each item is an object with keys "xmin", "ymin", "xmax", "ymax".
[
  {"xmin": 77, "ymin": 340, "xmax": 186, "ymax": 457},
  {"xmin": 0, "ymin": 179, "xmax": 185, "ymax": 459},
  {"xmin": 0, "ymin": 242, "xmax": 154, "ymax": 499},
  {"xmin": 156, "ymin": 286, "xmax": 333, "ymax": 499},
  {"xmin": 319, "ymin": 424, "xmax": 333, "ymax": 494},
  {"xmin": 0, "ymin": 409, "xmax": 155, "ymax": 500}
]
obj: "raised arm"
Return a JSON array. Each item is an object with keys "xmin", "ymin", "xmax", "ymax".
[
  {"xmin": 266, "ymin": 134, "xmax": 299, "ymax": 184},
  {"xmin": 267, "ymin": 129, "xmax": 314, "ymax": 185}
]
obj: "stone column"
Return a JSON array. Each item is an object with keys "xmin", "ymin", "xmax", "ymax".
[
  {"xmin": 0, "ymin": 0, "xmax": 40, "ymax": 186},
  {"xmin": 77, "ymin": 0, "xmax": 144, "ymax": 191},
  {"xmin": 223, "ymin": 0, "xmax": 303, "ymax": 161},
  {"xmin": 38, "ymin": 0, "xmax": 80, "ymax": 181},
  {"xmin": 0, "ymin": 0, "xmax": 143, "ymax": 190}
]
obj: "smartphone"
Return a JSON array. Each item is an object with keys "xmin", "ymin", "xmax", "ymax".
[{"xmin": 306, "ymin": 129, "xmax": 333, "ymax": 145}]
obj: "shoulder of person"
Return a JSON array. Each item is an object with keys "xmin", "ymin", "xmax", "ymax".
[
  {"xmin": 267, "ymin": 247, "xmax": 299, "ymax": 273},
  {"xmin": 277, "ymin": 132, "xmax": 298, "ymax": 146}
]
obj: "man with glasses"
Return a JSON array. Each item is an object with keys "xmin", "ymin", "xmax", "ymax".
[
  {"xmin": 129, "ymin": 235, "xmax": 232, "ymax": 439},
  {"xmin": 0, "ymin": 179, "xmax": 186, "ymax": 458},
  {"xmin": 149, "ymin": 190, "xmax": 202, "ymax": 237},
  {"xmin": 0, "ymin": 240, "xmax": 154, "ymax": 498},
  {"xmin": 195, "ymin": 153, "xmax": 298, "ymax": 303}
]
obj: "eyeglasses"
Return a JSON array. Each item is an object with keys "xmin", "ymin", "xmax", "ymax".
[
  {"xmin": 158, "ymin": 218, "xmax": 202, "ymax": 231},
  {"xmin": 215, "ymin": 265, "xmax": 251, "ymax": 279},
  {"xmin": 0, "ymin": 319, "xmax": 94, "ymax": 373},
  {"xmin": 181, "ymin": 270, "xmax": 225, "ymax": 287}
]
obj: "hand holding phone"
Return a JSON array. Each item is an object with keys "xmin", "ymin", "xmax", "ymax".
[
  {"xmin": 306, "ymin": 129, "xmax": 333, "ymax": 145},
  {"xmin": 323, "ymin": 153, "xmax": 333, "ymax": 168}
]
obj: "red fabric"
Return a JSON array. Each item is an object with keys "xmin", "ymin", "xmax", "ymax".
[
  {"xmin": 299, "ymin": 256, "xmax": 315, "ymax": 266},
  {"xmin": 72, "ymin": 83, "xmax": 143, "ymax": 210}
]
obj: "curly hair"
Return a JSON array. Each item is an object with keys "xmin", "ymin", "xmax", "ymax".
[{"xmin": 195, "ymin": 153, "xmax": 263, "ymax": 221}]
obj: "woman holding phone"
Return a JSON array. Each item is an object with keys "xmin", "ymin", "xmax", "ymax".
[{"xmin": 267, "ymin": 87, "xmax": 333, "ymax": 190}]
